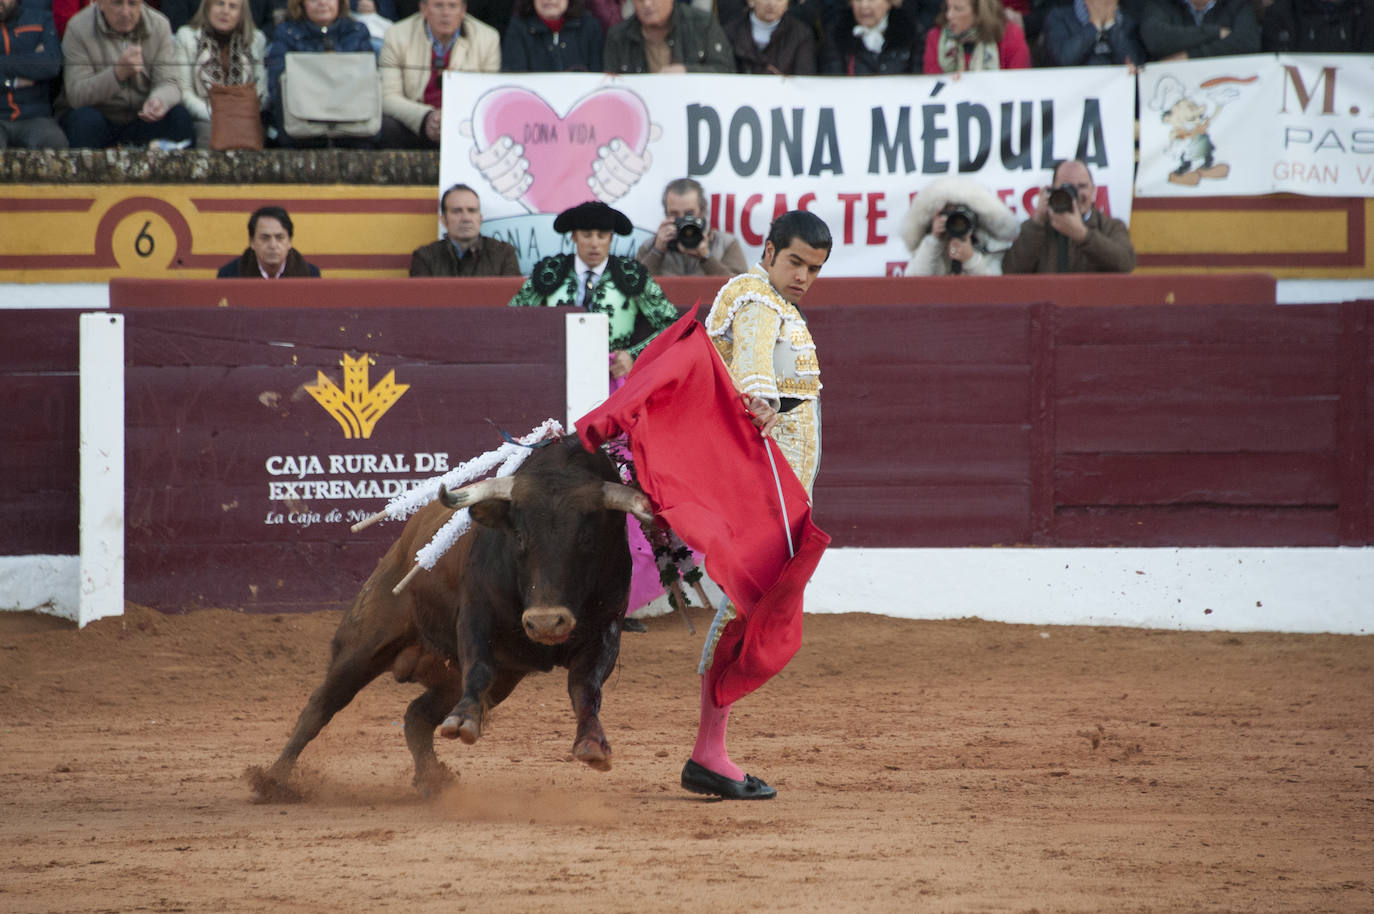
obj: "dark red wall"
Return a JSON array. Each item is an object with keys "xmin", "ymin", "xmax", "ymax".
[{"xmin": 4, "ymin": 275, "xmax": 1368, "ymax": 614}]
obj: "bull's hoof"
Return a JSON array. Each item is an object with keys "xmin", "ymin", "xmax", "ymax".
[
  {"xmin": 438, "ymin": 715, "xmax": 480, "ymax": 744},
  {"xmin": 573, "ymin": 738, "xmax": 612, "ymax": 772},
  {"xmin": 413, "ymin": 761, "xmax": 456, "ymax": 798},
  {"xmin": 245, "ymin": 765, "xmax": 304, "ymax": 804}
]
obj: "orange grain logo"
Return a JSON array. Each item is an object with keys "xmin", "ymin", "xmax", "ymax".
[{"xmin": 306, "ymin": 353, "xmax": 409, "ymax": 439}]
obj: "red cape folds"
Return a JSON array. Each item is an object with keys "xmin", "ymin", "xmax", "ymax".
[{"xmin": 577, "ymin": 308, "xmax": 830, "ymax": 706}]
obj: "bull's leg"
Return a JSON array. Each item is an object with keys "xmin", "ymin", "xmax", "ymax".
[
  {"xmin": 437, "ymin": 613, "xmax": 498, "ymax": 743},
  {"xmin": 566, "ymin": 624, "xmax": 623, "ymax": 771},
  {"xmin": 403, "ymin": 681, "xmax": 462, "ymax": 796},
  {"xmin": 250, "ymin": 650, "xmax": 387, "ymax": 801}
]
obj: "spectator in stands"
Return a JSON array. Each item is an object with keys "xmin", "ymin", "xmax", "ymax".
[
  {"xmin": 509, "ymin": 200, "xmax": 679, "ymax": 380},
  {"xmin": 1262, "ymin": 0, "xmax": 1373, "ymax": 51},
  {"xmin": 1042, "ymin": 0, "xmax": 1145, "ymax": 66},
  {"xmin": 604, "ymin": 0, "xmax": 735, "ymax": 73},
  {"xmin": 175, "ymin": 0, "xmax": 269, "ymax": 148},
  {"xmin": 350, "ymin": 0, "xmax": 398, "ymax": 51},
  {"xmin": 820, "ymin": 0, "xmax": 921, "ymax": 74},
  {"xmin": 723, "ymin": 0, "xmax": 818, "ymax": 74},
  {"xmin": 410, "ymin": 184, "xmax": 523, "ymax": 276},
  {"xmin": 53, "ymin": 0, "xmax": 93, "ymax": 38},
  {"xmin": 637, "ymin": 178, "xmax": 748, "ymax": 277},
  {"xmin": 923, "ymin": 0, "xmax": 1031, "ymax": 72},
  {"xmin": 60, "ymin": 0, "xmax": 196, "ymax": 148},
  {"xmin": 379, "ymin": 0, "xmax": 498, "ymax": 148},
  {"xmin": 265, "ymin": 0, "xmax": 376, "ymax": 146},
  {"xmin": 501, "ymin": 0, "xmax": 604, "ymax": 71},
  {"xmin": 1002, "ymin": 158, "xmax": 1135, "ymax": 274},
  {"xmin": 218, "ymin": 205, "xmax": 322, "ymax": 277},
  {"xmin": 1139, "ymin": 0, "xmax": 1259, "ymax": 58},
  {"xmin": 0, "ymin": 0, "xmax": 69, "ymax": 150},
  {"xmin": 899, "ymin": 176, "xmax": 1019, "ymax": 276},
  {"xmin": 163, "ymin": 0, "xmax": 277, "ymax": 31}
]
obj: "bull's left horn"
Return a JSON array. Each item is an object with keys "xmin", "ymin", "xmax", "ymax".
[
  {"xmin": 602, "ymin": 482, "xmax": 653, "ymax": 523},
  {"xmin": 439, "ymin": 476, "xmax": 515, "ymax": 509}
]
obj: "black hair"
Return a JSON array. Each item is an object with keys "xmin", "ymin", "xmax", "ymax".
[
  {"xmin": 766, "ymin": 210, "xmax": 832, "ymax": 257},
  {"xmin": 440, "ymin": 183, "xmax": 480, "ymax": 213},
  {"xmin": 248, "ymin": 206, "xmax": 293, "ymax": 239}
]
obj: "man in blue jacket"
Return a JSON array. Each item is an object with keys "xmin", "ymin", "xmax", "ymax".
[{"xmin": 0, "ymin": 0, "xmax": 68, "ymax": 149}]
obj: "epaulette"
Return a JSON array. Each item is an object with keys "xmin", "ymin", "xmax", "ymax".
[
  {"xmin": 530, "ymin": 254, "xmax": 574, "ymax": 295},
  {"xmin": 606, "ymin": 255, "xmax": 648, "ymax": 296}
]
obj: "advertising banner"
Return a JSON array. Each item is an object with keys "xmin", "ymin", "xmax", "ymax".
[
  {"xmin": 1137, "ymin": 53, "xmax": 1374, "ymax": 199},
  {"xmin": 438, "ymin": 69, "xmax": 1137, "ymax": 276}
]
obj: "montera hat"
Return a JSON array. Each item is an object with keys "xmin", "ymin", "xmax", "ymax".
[{"xmin": 553, "ymin": 201, "xmax": 633, "ymax": 236}]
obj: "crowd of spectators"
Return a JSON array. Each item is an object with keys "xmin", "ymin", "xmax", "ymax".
[{"xmin": 2, "ymin": 0, "xmax": 1369, "ymax": 150}]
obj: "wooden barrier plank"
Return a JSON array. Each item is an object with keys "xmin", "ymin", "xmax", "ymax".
[
  {"xmin": 0, "ymin": 311, "xmax": 81, "ymax": 371},
  {"xmin": 1057, "ymin": 398, "xmax": 1339, "ymax": 453},
  {"xmin": 1053, "ymin": 506, "xmax": 1339, "ymax": 547},
  {"xmin": 1055, "ymin": 453, "xmax": 1338, "ymax": 506},
  {"xmin": 121, "ymin": 307, "xmax": 563, "ymax": 367},
  {"xmin": 810, "ymin": 303, "xmax": 1032, "ymax": 364},
  {"xmin": 817, "ymin": 424, "xmax": 1029, "ymax": 486},
  {"xmin": 1, "ymin": 376, "xmax": 79, "ymax": 443},
  {"xmin": 0, "ymin": 492, "xmax": 79, "ymax": 554},
  {"xmin": 1055, "ymin": 345, "xmax": 1339, "ymax": 399},
  {"xmin": 816, "ymin": 484, "xmax": 1029, "ymax": 547},
  {"xmin": 1055, "ymin": 303, "xmax": 1337, "ymax": 345},
  {"xmin": 825, "ymin": 364, "xmax": 1030, "ymax": 424}
]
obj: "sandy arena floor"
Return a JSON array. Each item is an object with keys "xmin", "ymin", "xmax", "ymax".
[{"xmin": 1, "ymin": 602, "xmax": 1371, "ymax": 913}]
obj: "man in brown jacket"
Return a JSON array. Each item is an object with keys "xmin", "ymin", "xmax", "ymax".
[
  {"xmin": 409, "ymin": 184, "xmax": 522, "ymax": 277},
  {"xmin": 1002, "ymin": 159, "xmax": 1136, "ymax": 274},
  {"xmin": 59, "ymin": 0, "xmax": 193, "ymax": 148}
]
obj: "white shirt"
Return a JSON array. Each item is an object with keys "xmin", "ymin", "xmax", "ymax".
[{"xmin": 574, "ymin": 256, "xmax": 607, "ymax": 305}]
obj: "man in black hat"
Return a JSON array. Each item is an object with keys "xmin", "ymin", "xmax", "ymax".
[{"xmin": 508, "ymin": 200, "xmax": 679, "ymax": 381}]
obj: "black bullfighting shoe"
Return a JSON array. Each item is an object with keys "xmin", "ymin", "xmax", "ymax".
[
  {"xmin": 681, "ymin": 759, "xmax": 777, "ymax": 800},
  {"xmin": 622, "ymin": 616, "xmax": 648, "ymax": 633}
]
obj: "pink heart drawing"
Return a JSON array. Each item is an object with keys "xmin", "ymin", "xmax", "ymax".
[{"xmin": 472, "ymin": 87, "xmax": 652, "ymax": 213}]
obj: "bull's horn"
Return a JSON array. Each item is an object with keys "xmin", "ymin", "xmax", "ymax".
[
  {"xmin": 439, "ymin": 476, "xmax": 514, "ymax": 509},
  {"xmin": 602, "ymin": 482, "xmax": 653, "ymax": 523}
]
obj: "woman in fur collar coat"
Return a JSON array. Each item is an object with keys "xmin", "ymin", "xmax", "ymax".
[{"xmin": 900, "ymin": 175, "xmax": 1020, "ymax": 276}]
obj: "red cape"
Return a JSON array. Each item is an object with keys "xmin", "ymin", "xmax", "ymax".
[{"xmin": 577, "ymin": 308, "xmax": 829, "ymax": 706}]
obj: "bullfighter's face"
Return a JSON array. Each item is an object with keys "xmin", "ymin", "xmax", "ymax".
[
  {"xmin": 763, "ymin": 238, "xmax": 828, "ymax": 305},
  {"xmin": 572, "ymin": 229, "xmax": 612, "ymax": 269}
]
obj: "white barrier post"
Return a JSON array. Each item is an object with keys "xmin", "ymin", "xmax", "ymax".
[
  {"xmin": 78, "ymin": 312, "xmax": 124, "ymax": 628},
  {"xmin": 565, "ymin": 312, "xmax": 609, "ymax": 432}
]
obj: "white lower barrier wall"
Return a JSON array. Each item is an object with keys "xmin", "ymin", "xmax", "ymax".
[{"xmin": 807, "ymin": 547, "xmax": 1373, "ymax": 635}]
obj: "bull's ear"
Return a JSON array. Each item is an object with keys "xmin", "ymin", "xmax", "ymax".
[{"xmin": 469, "ymin": 500, "xmax": 512, "ymax": 529}]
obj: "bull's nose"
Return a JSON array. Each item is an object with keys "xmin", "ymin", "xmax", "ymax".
[{"xmin": 521, "ymin": 606, "xmax": 576, "ymax": 645}]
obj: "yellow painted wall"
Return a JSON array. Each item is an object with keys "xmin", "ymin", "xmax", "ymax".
[{"xmin": 1, "ymin": 184, "xmax": 1371, "ymax": 282}]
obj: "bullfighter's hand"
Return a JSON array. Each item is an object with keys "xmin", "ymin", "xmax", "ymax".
[
  {"xmin": 745, "ymin": 394, "xmax": 779, "ymax": 438},
  {"xmin": 609, "ymin": 350, "xmax": 633, "ymax": 380},
  {"xmin": 469, "ymin": 134, "xmax": 532, "ymax": 200}
]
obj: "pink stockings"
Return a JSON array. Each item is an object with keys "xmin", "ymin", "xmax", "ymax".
[{"xmin": 690, "ymin": 675, "xmax": 745, "ymax": 781}]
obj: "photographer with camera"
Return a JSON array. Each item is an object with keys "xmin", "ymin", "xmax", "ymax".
[
  {"xmin": 1002, "ymin": 158, "xmax": 1136, "ymax": 274},
  {"xmin": 637, "ymin": 178, "xmax": 750, "ymax": 277},
  {"xmin": 899, "ymin": 175, "xmax": 1019, "ymax": 277}
]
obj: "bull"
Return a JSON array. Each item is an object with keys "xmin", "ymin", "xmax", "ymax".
[{"xmin": 249, "ymin": 436, "xmax": 652, "ymax": 800}]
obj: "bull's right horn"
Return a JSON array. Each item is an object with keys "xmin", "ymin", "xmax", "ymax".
[
  {"xmin": 602, "ymin": 482, "xmax": 654, "ymax": 523},
  {"xmin": 439, "ymin": 476, "xmax": 514, "ymax": 509}
]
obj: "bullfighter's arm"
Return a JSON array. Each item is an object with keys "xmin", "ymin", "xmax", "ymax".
[{"xmin": 625, "ymin": 277, "xmax": 680, "ymax": 359}]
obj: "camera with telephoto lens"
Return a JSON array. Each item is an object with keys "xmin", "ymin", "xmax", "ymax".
[
  {"xmin": 1047, "ymin": 183, "xmax": 1078, "ymax": 214},
  {"xmin": 670, "ymin": 213, "xmax": 707, "ymax": 251},
  {"xmin": 942, "ymin": 205, "xmax": 978, "ymax": 240}
]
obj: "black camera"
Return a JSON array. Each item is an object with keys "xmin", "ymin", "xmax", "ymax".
[
  {"xmin": 1047, "ymin": 183, "xmax": 1078, "ymax": 214},
  {"xmin": 942, "ymin": 205, "xmax": 978, "ymax": 240},
  {"xmin": 671, "ymin": 213, "xmax": 707, "ymax": 250}
]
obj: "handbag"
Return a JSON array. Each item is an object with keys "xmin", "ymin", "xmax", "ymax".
[
  {"xmin": 280, "ymin": 51, "xmax": 382, "ymax": 140},
  {"xmin": 208, "ymin": 82, "xmax": 264, "ymax": 151}
]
